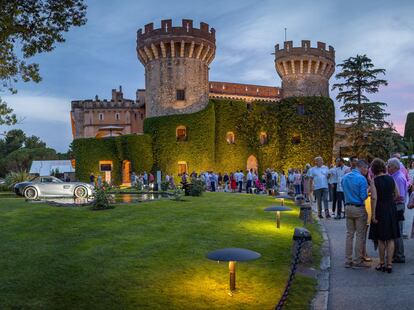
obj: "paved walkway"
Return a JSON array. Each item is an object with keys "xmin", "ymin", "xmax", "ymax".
[{"xmin": 321, "ymin": 214, "xmax": 414, "ymax": 310}]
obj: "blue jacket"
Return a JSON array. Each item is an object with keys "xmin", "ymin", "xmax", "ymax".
[{"xmin": 341, "ymin": 169, "xmax": 368, "ymax": 206}]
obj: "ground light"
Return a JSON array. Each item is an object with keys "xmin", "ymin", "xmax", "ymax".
[
  {"xmin": 275, "ymin": 193, "xmax": 293, "ymax": 206},
  {"xmin": 264, "ymin": 206, "xmax": 292, "ymax": 228},
  {"xmin": 206, "ymin": 248, "xmax": 261, "ymax": 295}
]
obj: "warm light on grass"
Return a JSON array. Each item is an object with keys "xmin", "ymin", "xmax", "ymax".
[{"xmin": 0, "ymin": 192, "xmax": 321, "ymax": 309}]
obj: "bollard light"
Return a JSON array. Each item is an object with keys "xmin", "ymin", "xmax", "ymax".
[
  {"xmin": 275, "ymin": 193, "xmax": 293, "ymax": 206},
  {"xmin": 264, "ymin": 206, "xmax": 292, "ymax": 228},
  {"xmin": 206, "ymin": 248, "xmax": 261, "ymax": 295}
]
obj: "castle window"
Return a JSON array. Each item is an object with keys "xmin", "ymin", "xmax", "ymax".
[
  {"xmin": 292, "ymin": 134, "xmax": 301, "ymax": 144},
  {"xmin": 99, "ymin": 113, "xmax": 104, "ymax": 121},
  {"xmin": 226, "ymin": 131, "xmax": 235, "ymax": 144},
  {"xmin": 296, "ymin": 104, "xmax": 305, "ymax": 115},
  {"xmin": 115, "ymin": 113, "xmax": 120, "ymax": 120},
  {"xmin": 140, "ymin": 113, "xmax": 144, "ymax": 120},
  {"xmin": 178, "ymin": 161, "xmax": 188, "ymax": 176},
  {"xmin": 176, "ymin": 125, "xmax": 187, "ymax": 141},
  {"xmin": 176, "ymin": 89, "xmax": 185, "ymax": 101},
  {"xmin": 260, "ymin": 132, "xmax": 268, "ymax": 145}
]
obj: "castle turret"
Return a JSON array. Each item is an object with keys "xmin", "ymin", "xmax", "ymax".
[
  {"xmin": 137, "ymin": 19, "xmax": 216, "ymax": 117},
  {"xmin": 275, "ymin": 40, "xmax": 335, "ymax": 98}
]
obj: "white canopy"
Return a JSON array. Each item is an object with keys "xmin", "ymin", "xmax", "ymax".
[{"xmin": 29, "ymin": 160, "xmax": 75, "ymax": 176}]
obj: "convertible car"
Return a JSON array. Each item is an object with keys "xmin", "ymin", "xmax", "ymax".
[{"xmin": 14, "ymin": 176, "xmax": 94, "ymax": 200}]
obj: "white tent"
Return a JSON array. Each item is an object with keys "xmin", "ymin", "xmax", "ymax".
[{"xmin": 29, "ymin": 160, "xmax": 75, "ymax": 176}]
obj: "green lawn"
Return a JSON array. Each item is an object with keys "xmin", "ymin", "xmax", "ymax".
[{"xmin": 0, "ymin": 192, "xmax": 322, "ymax": 309}]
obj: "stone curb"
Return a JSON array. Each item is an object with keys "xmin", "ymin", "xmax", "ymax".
[{"xmin": 311, "ymin": 211, "xmax": 331, "ymax": 310}]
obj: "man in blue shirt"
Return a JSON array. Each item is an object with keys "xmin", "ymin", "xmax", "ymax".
[{"xmin": 341, "ymin": 160, "xmax": 369, "ymax": 268}]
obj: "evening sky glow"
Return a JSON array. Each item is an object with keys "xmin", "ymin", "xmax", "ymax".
[{"xmin": 1, "ymin": 0, "xmax": 413, "ymax": 151}]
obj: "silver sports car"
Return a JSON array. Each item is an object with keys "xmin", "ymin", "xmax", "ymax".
[{"xmin": 14, "ymin": 176, "xmax": 94, "ymax": 200}]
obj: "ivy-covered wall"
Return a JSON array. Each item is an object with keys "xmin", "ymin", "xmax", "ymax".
[
  {"xmin": 143, "ymin": 103, "xmax": 216, "ymax": 176},
  {"xmin": 73, "ymin": 134, "xmax": 153, "ymax": 184},
  {"xmin": 73, "ymin": 97, "xmax": 335, "ymax": 180}
]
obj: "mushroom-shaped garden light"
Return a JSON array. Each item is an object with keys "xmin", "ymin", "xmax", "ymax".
[
  {"xmin": 206, "ymin": 248, "xmax": 261, "ymax": 294},
  {"xmin": 275, "ymin": 193, "xmax": 294, "ymax": 206},
  {"xmin": 264, "ymin": 205, "xmax": 292, "ymax": 228}
]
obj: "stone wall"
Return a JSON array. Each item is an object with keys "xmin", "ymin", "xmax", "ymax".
[{"xmin": 144, "ymin": 58, "xmax": 209, "ymax": 117}]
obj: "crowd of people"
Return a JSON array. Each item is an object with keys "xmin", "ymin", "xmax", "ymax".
[
  {"xmin": 89, "ymin": 154, "xmax": 414, "ymax": 273},
  {"xmin": 307, "ymin": 153, "xmax": 413, "ymax": 273}
]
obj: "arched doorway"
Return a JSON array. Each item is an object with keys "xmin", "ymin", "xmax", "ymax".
[
  {"xmin": 122, "ymin": 160, "xmax": 131, "ymax": 185},
  {"xmin": 246, "ymin": 155, "xmax": 258, "ymax": 173}
]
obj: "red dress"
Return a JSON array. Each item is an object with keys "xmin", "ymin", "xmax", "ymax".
[{"xmin": 231, "ymin": 177, "xmax": 237, "ymax": 190}]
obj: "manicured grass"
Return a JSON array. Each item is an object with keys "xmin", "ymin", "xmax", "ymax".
[{"xmin": 0, "ymin": 192, "xmax": 322, "ymax": 309}]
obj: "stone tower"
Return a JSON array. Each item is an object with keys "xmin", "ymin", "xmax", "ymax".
[
  {"xmin": 274, "ymin": 40, "xmax": 335, "ymax": 98},
  {"xmin": 137, "ymin": 19, "xmax": 216, "ymax": 117}
]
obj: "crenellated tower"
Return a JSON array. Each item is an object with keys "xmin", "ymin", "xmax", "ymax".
[
  {"xmin": 137, "ymin": 19, "xmax": 216, "ymax": 117},
  {"xmin": 274, "ymin": 40, "xmax": 335, "ymax": 98}
]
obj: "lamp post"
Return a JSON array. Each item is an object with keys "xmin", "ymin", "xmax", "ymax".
[
  {"xmin": 264, "ymin": 206, "xmax": 292, "ymax": 228},
  {"xmin": 206, "ymin": 248, "xmax": 261, "ymax": 295}
]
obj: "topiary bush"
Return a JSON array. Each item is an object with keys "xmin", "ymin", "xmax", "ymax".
[
  {"xmin": 404, "ymin": 112, "xmax": 414, "ymax": 140},
  {"xmin": 189, "ymin": 179, "xmax": 205, "ymax": 196}
]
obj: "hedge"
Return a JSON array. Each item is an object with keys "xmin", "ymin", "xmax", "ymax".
[
  {"xmin": 73, "ymin": 134, "xmax": 153, "ymax": 184},
  {"xmin": 404, "ymin": 112, "xmax": 414, "ymax": 140}
]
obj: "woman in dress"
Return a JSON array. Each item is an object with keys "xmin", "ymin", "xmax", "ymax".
[
  {"xmin": 230, "ymin": 172, "xmax": 237, "ymax": 192},
  {"xmin": 279, "ymin": 171, "xmax": 287, "ymax": 192},
  {"xmin": 368, "ymin": 158, "xmax": 400, "ymax": 273}
]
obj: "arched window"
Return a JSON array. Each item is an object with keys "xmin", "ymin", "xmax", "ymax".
[
  {"xmin": 176, "ymin": 125, "xmax": 187, "ymax": 141},
  {"xmin": 115, "ymin": 113, "xmax": 120, "ymax": 120},
  {"xmin": 259, "ymin": 132, "xmax": 268, "ymax": 145},
  {"xmin": 178, "ymin": 161, "xmax": 187, "ymax": 176},
  {"xmin": 292, "ymin": 134, "xmax": 301, "ymax": 144},
  {"xmin": 226, "ymin": 131, "xmax": 235, "ymax": 144},
  {"xmin": 99, "ymin": 113, "xmax": 104, "ymax": 121}
]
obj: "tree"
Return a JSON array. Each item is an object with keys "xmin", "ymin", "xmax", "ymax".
[
  {"xmin": 25, "ymin": 135, "xmax": 46, "ymax": 149},
  {"xmin": 332, "ymin": 55, "xmax": 389, "ymax": 158},
  {"xmin": 0, "ymin": 129, "xmax": 26, "ymax": 157},
  {"xmin": 404, "ymin": 112, "xmax": 414, "ymax": 140},
  {"xmin": 0, "ymin": 0, "xmax": 87, "ymax": 124}
]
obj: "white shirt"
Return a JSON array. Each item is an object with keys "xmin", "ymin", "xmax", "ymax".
[
  {"xmin": 335, "ymin": 165, "xmax": 350, "ymax": 192},
  {"xmin": 309, "ymin": 165, "xmax": 329, "ymax": 190},
  {"xmin": 247, "ymin": 171, "xmax": 253, "ymax": 181},
  {"xmin": 328, "ymin": 167, "xmax": 338, "ymax": 184}
]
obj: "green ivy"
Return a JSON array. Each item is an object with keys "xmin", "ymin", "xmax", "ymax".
[
  {"xmin": 74, "ymin": 97, "xmax": 335, "ymax": 179},
  {"xmin": 73, "ymin": 134, "xmax": 153, "ymax": 184}
]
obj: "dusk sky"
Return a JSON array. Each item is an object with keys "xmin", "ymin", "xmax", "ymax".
[{"xmin": 2, "ymin": 0, "xmax": 413, "ymax": 152}]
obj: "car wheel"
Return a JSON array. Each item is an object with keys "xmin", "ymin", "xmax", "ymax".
[
  {"xmin": 74, "ymin": 186, "xmax": 88, "ymax": 198},
  {"xmin": 24, "ymin": 187, "xmax": 38, "ymax": 200}
]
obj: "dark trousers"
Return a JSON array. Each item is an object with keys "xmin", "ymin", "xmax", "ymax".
[
  {"xmin": 394, "ymin": 203, "xmax": 405, "ymax": 261},
  {"xmin": 294, "ymin": 184, "xmax": 301, "ymax": 195},
  {"xmin": 211, "ymin": 181, "xmax": 216, "ymax": 192},
  {"xmin": 331, "ymin": 183, "xmax": 337, "ymax": 212},
  {"xmin": 246, "ymin": 180, "xmax": 252, "ymax": 193},
  {"xmin": 314, "ymin": 188, "xmax": 329, "ymax": 216},
  {"xmin": 336, "ymin": 191, "xmax": 345, "ymax": 217},
  {"xmin": 238, "ymin": 181, "xmax": 243, "ymax": 192}
]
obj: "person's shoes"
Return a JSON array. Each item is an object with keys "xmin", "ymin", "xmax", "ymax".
[
  {"xmin": 375, "ymin": 264, "xmax": 385, "ymax": 272},
  {"xmin": 403, "ymin": 234, "xmax": 408, "ymax": 239},
  {"xmin": 353, "ymin": 262, "xmax": 371, "ymax": 269},
  {"xmin": 392, "ymin": 258, "xmax": 405, "ymax": 263},
  {"xmin": 344, "ymin": 262, "xmax": 353, "ymax": 268},
  {"xmin": 318, "ymin": 214, "xmax": 324, "ymax": 219},
  {"xmin": 363, "ymin": 256, "xmax": 372, "ymax": 262},
  {"xmin": 386, "ymin": 264, "xmax": 393, "ymax": 273},
  {"xmin": 334, "ymin": 216, "xmax": 341, "ymax": 220},
  {"xmin": 325, "ymin": 213, "xmax": 331, "ymax": 219}
]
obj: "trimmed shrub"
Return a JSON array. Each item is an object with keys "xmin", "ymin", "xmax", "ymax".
[{"xmin": 189, "ymin": 179, "xmax": 205, "ymax": 196}]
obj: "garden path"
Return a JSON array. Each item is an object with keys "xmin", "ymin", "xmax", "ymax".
[{"xmin": 320, "ymin": 210, "xmax": 414, "ymax": 310}]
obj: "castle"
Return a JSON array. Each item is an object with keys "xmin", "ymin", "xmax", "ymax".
[{"xmin": 72, "ymin": 19, "xmax": 336, "ymax": 184}]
